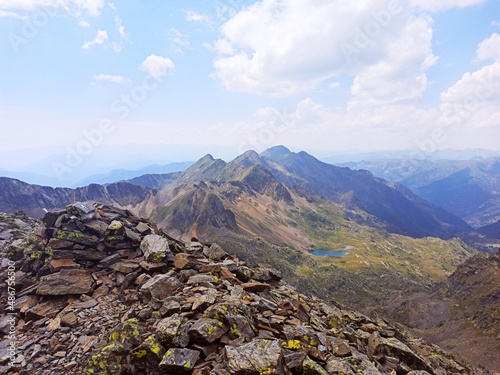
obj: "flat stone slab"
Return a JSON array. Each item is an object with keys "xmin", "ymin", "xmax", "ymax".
[{"xmin": 36, "ymin": 269, "xmax": 93, "ymax": 295}]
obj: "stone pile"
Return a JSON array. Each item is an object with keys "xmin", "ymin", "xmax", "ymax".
[{"xmin": 0, "ymin": 203, "xmax": 488, "ymax": 374}]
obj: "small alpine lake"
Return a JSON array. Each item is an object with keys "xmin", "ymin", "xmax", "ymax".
[{"xmin": 308, "ymin": 245, "xmax": 355, "ymax": 257}]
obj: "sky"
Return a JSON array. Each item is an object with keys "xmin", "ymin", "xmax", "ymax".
[{"xmin": 0, "ymin": 0, "xmax": 500, "ymax": 182}]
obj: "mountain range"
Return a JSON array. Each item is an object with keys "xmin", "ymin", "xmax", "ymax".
[
  {"xmin": 1, "ymin": 146, "xmax": 498, "ymax": 371},
  {"xmin": 339, "ymin": 158, "xmax": 500, "ymax": 232}
]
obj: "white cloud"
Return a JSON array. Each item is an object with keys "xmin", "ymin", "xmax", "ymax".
[
  {"xmin": 111, "ymin": 15, "xmax": 128, "ymax": 52},
  {"xmin": 213, "ymin": 0, "xmax": 412, "ymax": 96},
  {"xmin": 139, "ymin": 54, "xmax": 175, "ymax": 79},
  {"xmin": 476, "ymin": 33, "xmax": 500, "ymax": 62},
  {"xmin": 0, "ymin": 0, "xmax": 105, "ymax": 16},
  {"xmin": 115, "ymin": 15, "xmax": 126, "ymax": 39},
  {"xmin": 168, "ymin": 28, "xmax": 190, "ymax": 53},
  {"xmin": 185, "ymin": 10, "xmax": 213, "ymax": 25},
  {"xmin": 79, "ymin": 20, "xmax": 91, "ymax": 28},
  {"xmin": 92, "ymin": 74, "xmax": 125, "ymax": 83},
  {"xmin": 492, "ymin": 20, "xmax": 500, "ymax": 28},
  {"xmin": 409, "ymin": 0, "xmax": 486, "ymax": 11},
  {"xmin": 438, "ymin": 33, "xmax": 500, "ymax": 130},
  {"xmin": 329, "ymin": 82, "xmax": 340, "ymax": 89},
  {"xmin": 439, "ymin": 62, "xmax": 500, "ymax": 128},
  {"xmin": 349, "ymin": 16, "xmax": 438, "ymax": 108},
  {"xmin": 220, "ymin": 97, "xmax": 444, "ymax": 153},
  {"xmin": 82, "ymin": 29, "xmax": 108, "ymax": 49}
]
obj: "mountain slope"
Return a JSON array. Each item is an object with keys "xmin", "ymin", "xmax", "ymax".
[
  {"xmin": 416, "ymin": 161, "xmax": 500, "ymax": 227},
  {"xmin": 383, "ymin": 250, "xmax": 500, "ymax": 372},
  {"xmin": 141, "ymin": 147, "xmax": 472, "ymax": 239},
  {"xmin": 144, "ymin": 167, "xmax": 478, "ymax": 312},
  {"xmin": 258, "ymin": 146, "xmax": 472, "ymax": 238},
  {"xmin": 478, "ymin": 219, "xmax": 500, "ymax": 239}
]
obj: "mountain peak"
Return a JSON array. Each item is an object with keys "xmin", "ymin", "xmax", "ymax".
[
  {"xmin": 199, "ymin": 154, "xmax": 215, "ymax": 162},
  {"xmin": 260, "ymin": 145, "xmax": 292, "ymax": 161},
  {"xmin": 232, "ymin": 150, "xmax": 262, "ymax": 168}
]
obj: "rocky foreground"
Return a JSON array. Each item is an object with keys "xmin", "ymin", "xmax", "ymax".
[{"xmin": 0, "ymin": 204, "xmax": 490, "ymax": 374}]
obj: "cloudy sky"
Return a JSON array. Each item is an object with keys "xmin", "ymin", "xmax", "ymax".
[{"xmin": 1, "ymin": 0, "xmax": 500, "ymax": 175}]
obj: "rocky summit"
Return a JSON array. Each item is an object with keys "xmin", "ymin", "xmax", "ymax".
[{"xmin": 0, "ymin": 203, "xmax": 490, "ymax": 374}]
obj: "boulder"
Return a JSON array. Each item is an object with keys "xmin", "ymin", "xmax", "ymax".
[
  {"xmin": 159, "ymin": 348, "xmax": 200, "ymax": 371},
  {"xmin": 140, "ymin": 234, "xmax": 170, "ymax": 263},
  {"xmin": 140, "ymin": 274, "xmax": 182, "ymax": 300},
  {"xmin": 225, "ymin": 339, "xmax": 284, "ymax": 375}
]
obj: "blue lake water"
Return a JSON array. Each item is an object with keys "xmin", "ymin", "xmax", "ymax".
[{"xmin": 309, "ymin": 246, "xmax": 354, "ymax": 257}]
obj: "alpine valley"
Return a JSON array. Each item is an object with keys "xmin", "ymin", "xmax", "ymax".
[{"xmin": 0, "ymin": 146, "xmax": 498, "ymax": 372}]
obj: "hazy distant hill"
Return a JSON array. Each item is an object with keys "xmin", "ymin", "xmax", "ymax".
[
  {"xmin": 478, "ymin": 219, "xmax": 500, "ymax": 239},
  {"xmin": 338, "ymin": 158, "xmax": 500, "ymax": 228},
  {"xmin": 74, "ymin": 161, "xmax": 192, "ymax": 187}
]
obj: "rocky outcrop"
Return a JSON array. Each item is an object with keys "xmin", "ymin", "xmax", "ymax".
[{"xmin": 0, "ymin": 205, "xmax": 488, "ymax": 374}]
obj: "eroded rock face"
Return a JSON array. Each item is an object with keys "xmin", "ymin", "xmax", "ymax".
[{"xmin": 0, "ymin": 204, "xmax": 489, "ymax": 375}]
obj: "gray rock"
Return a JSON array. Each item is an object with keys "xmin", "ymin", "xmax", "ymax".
[
  {"xmin": 156, "ymin": 314, "xmax": 191, "ymax": 347},
  {"xmin": 159, "ymin": 348, "xmax": 200, "ymax": 371},
  {"xmin": 140, "ymin": 234, "xmax": 170, "ymax": 263},
  {"xmin": 188, "ymin": 318, "xmax": 227, "ymax": 344},
  {"xmin": 203, "ymin": 243, "xmax": 227, "ymax": 261},
  {"xmin": 140, "ymin": 274, "xmax": 182, "ymax": 300},
  {"xmin": 225, "ymin": 339, "xmax": 284, "ymax": 375}
]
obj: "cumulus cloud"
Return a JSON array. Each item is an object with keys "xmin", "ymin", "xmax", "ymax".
[
  {"xmin": 437, "ymin": 33, "xmax": 500, "ymax": 129},
  {"xmin": 439, "ymin": 62, "xmax": 500, "ymax": 128},
  {"xmin": 92, "ymin": 74, "xmax": 125, "ymax": 83},
  {"xmin": 349, "ymin": 16, "xmax": 438, "ymax": 108},
  {"xmin": 0, "ymin": 0, "xmax": 105, "ymax": 16},
  {"xmin": 213, "ymin": 0, "xmax": 411, "ymax": 96},
  {"xmin": 81, "ymin": 29, "xmax": 108, "ymax": 49},
  {"xmin": 225, "ymin": 97, "xmax": 443, "ymax": 153},
  {"xmin": 139, "ymin": 54, "xmax": 175, "ymax": 79},
  {"xmin": 476, "ymin": 33, "xmax": 500, "ymax": 61}
]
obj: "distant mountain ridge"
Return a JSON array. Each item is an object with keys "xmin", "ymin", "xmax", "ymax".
[
  {"xmin": 340, "ymin": 158, "xmax": 500, "ymax": 228},
  {"xmin": 0, "ymin": 177, "xmax": 154, "ymax": 218},
  {"xmin": 75, "ymin": 161, "xmax": 192, "ymax": 187},
  {"xmin": 0, "ymin": 147, "xmax": 476, "ymax": 241}
]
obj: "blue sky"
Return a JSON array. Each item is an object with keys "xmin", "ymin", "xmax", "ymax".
[{"xmin": 0, "ymin": 0, "xmax": 500, "ymax": 180}]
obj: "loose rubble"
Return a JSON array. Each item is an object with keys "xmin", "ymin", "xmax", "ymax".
[{"xmin": 0, "ymin": 204, "xmax": 490, "ymax": 374}]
